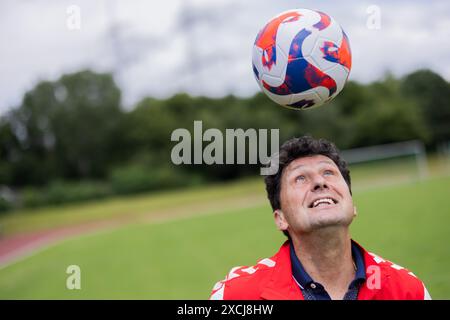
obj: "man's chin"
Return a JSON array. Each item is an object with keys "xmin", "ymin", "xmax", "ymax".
[{"xmin": 309, "ymin": 215, "xmax": 353, "ymax": 231}]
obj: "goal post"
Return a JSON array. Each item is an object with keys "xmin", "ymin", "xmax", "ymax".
[{"xmin": 341, "ymin": 140, "xmax": 429, "ymax": 181}]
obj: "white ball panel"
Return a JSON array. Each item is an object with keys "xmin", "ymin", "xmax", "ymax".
[
  {"xmin": 261, "ymin": 44, "xmax": 289, "ymax": 79},
  {"xmin": 262, "ymin": 88, "xmax": 294, "ymax": 106},
  {"xmin": 314, "ymin": 86, "xmax": 333, "ymax": 102},
  {"xmin": 315, "ymin": 17, "xmax": 342, "ymax": 42},
  {"xmin": 306, "ymin": 14, "xmax": 347, "ymax": 70},
  {"xmin": 309, "ymin": 36, "xmax": 341, "ymax": 72},
  {"xmin": 261, "ymin": 73, "xmax": 285, "ymax": 87},
  {"xmin": 314, "ymin": 64, "xmax": 348, "ymax": 101},
  {"xmin": 287, "ymin": 89, "xmax": 323, "ymax": 110},
  {"xmin": 275, "ymin": 10, "xmax": 316, "ymax": 58},
  {"xmin": 252, "ymin": 46, "xmax": 264, "ymax": 79},
  {"xmin": 326, "ymin": 64, "xmax": 349, "ymax": 98}
]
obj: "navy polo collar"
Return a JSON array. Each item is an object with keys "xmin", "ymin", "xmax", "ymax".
[{"xmin": 290, "ymin": 240, "xmax": 366, "ymax": 290}]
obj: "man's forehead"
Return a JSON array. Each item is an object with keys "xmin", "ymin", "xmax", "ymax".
[{"xmin": 285, "ymin": 155, "xmax": 336, "ymax": 172}]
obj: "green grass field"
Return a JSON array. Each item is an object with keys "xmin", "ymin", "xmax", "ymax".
[{"xmin": 0, "ymin": 157, "xmax": 449, "ymax": 299}]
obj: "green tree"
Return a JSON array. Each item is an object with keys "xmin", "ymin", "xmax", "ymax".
[
  {"xmin": 0, "ymin": 118, "xmax": 18, "ymax": 185},
  {"xmin": 5, "ymin": 70, "xmax": 123, "ymax": 186},
  {"xmin": 401, "ymin": 69, "xmax": 450, "ymax": 147},
  {"xmin": 351, "ymin": 76, "xmax": 429, "ymax": 147}
]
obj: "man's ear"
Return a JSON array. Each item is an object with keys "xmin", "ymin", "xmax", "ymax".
[
  {"xmin": 274, "ymin": 209, "xmax": 289, "ymax": 231},
  {"xmin": 353, "ymin": 206, "xmax": 358, "ymax": 217}
]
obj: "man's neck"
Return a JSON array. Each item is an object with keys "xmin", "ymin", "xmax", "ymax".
[{"xmin": 291, "ymin": 227, "xmax": 355, "ymax": 299}]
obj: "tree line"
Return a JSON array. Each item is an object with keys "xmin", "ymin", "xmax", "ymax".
[{"xmin": 0, "ymin": 69, "xmax": 449, "ymax": 211}]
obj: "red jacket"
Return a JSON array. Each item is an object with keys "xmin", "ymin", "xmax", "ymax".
[{"xmin": 209, "ymin": 240, "xmax": 431, "ymax": 300}]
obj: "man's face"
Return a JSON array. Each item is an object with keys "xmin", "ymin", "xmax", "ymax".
[{"xmin": 276, "ymin": 154, "xmax": 355, "ymax": 235}]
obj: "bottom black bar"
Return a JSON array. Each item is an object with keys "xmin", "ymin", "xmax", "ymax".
[{"xmin": 0, "ymin": 300, "xmax": 446, "ymax": 318}]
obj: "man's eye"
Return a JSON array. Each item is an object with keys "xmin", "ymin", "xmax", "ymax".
[
  {"xmin": 324, "ymin": 170, "xmax": 334, "ymax": 176},
  {"xmin": 295, "ymin": 175, "xmax": 306, "ymax": 182}
]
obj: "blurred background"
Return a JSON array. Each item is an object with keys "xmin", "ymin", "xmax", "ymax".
[{"xmin": 0, "ymin": 0, "xmax": 449, "ymax": 299}]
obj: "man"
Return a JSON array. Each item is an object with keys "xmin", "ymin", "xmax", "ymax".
[{"xmin": 209, "ymin": 136, "xmax": 431, "ymax": 300}]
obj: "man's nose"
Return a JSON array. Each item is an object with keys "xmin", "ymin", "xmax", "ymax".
[{"xmin": 312, "ymin": 175, "xmax": 328, "ymax": 191}]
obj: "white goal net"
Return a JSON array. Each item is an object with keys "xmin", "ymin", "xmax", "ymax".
[{"xmin": 341, "ymin": 140, "xmax": 428, "ymax": 190}]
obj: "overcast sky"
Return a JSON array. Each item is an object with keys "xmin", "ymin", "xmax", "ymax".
[{"xmin": 1, "ymin": 0, "xmax": 450, "ymax": 114}]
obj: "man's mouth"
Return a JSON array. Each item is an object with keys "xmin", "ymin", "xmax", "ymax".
[{"xmin": 308, "ymin": 197, "xmax": 338, "ymax": 208}]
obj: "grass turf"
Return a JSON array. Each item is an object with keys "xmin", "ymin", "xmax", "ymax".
[{"xmin": 0, "ymin": 175, "xmax": 449, "ymax": 299}]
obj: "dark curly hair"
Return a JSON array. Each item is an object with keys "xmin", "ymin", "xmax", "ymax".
[{"xmin": 264, "ymin": 136, "xmax": 352, "ymax": 236}]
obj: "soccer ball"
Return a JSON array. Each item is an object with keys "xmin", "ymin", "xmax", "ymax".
[{"xmin": 252, "ymin": 9, "xmax": 352, "ymax": 110}]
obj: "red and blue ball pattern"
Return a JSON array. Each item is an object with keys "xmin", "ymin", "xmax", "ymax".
[{"xmin": 252, "ymin": 9, "xmax": 352, "ymax": 110}]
